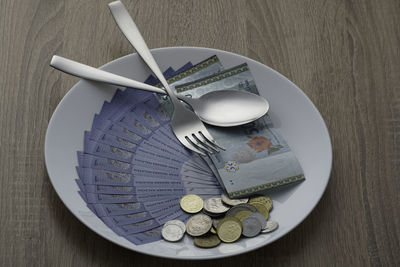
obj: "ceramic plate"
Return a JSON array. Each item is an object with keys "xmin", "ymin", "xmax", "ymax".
[{"xmin": 45, "ymin": 47, "xmax": 332, "ymax": 259}]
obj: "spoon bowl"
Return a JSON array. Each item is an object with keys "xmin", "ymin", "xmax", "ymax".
[{"xmin": 181, "ymin": 90, "xmax": 269, "ymax": 126}]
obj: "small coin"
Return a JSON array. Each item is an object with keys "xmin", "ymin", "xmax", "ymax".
[
  {"xmin": 234, "ymin": 210, "xmax": 252, "ymax": 221},
  {"xmin": 180, "ymin": 194, "xmax": 203, "ymax": 213},
  {"xmin": 249, "ymin": 195, "xmax": 273, "ymax": 211},
  {"xmin": 164, "ymin": 220, "xmax": 186, "ymax": 232},
  {"xmin": 194, "ymin": 234, "xmax": 221, "ymax": 248},
  {"xmin": 249, "ymin": 202, "xmax": 269, "ymax": 219},
  {"xmin": 186, "ymin": 214, "xmax": 212, "ymax": 236},
  {"xmin": 162, "ymin": 224, "xmax": 185, "ymax": 242},
  {"xmin": 217, "ymin": 217, "xmax": 242, "ymax": 243},
  {"xmin": 203, "ymin": 197, "xmax": 230, "ymax": 214},
  {"xmin": 261, "ymin": 220, "xmax": 279, "ymax": 233},
  {"xmin": 225, "ymin": 203, "xmax": 257, "ymax": 218},
  {"xmin": 247, "ymin": 212, "xmax": 267, "ymax": 229},
  {"xmin": 221, "ymin": 193, "xmax": 249, "ymax": 206},
  {"xmin": 242, "ymin": 216, "xmax": 262, "ymax": 237},
  {"xmin": 210, "ymin": 227, "xmax": 217, "ymax": 234}
]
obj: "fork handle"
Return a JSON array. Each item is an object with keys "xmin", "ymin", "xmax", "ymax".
[
  {"xmin": 108, "ymin": 1, "xmax": 181, "ymax": 105},
  {"xmin": 50, "ymin": 55, "xmax": 166, "ymax": 94}
]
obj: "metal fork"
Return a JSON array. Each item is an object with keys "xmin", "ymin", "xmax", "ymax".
[{"xmin": 108, "ymin": 1, "xmax": 223, "ymax": 155}]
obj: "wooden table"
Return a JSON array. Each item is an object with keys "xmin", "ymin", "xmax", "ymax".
[{"xmin": 1, "ymin": 0, "xmax": 399, "ymax": 266}]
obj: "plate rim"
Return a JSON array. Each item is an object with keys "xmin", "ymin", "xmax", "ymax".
[{"xmin": 45, "ymin": 46, "xmax": 332, "ymax": 259}]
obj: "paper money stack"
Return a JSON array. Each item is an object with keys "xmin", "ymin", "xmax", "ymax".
[{"xmin": 76, "ymin": 55, "xmax": 305, "ymax": 245}]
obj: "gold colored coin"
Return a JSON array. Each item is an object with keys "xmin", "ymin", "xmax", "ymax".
[
  {"xmin": 180, "ymin": 194, "xmax": 203, "ymax": 213},
  {"xmin": 249, "ymin": 195, "xmax": 273, "ymax": 211},
  {"xmin": 217, "ymin": 217, "xmax": 242, "ymax": 243},
  {"xmin": 194, "ymin": 234, "xmax": 221, "ymax": 248},
  {"xmin": 249, "ymin": 202, "xmax": 269, "ymax": 220},
  {"xmin": 210, "ymin": 227, "xmax": 217, "ymax": 234},
  {"xmin": 234, "ymin": 210, "xmax": 252, "ymax": 221},
  {"xmin": 251, "ymin": 201, "xmax": 273, "ymax": 212}
]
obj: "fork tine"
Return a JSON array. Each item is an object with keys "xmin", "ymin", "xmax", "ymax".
[
  {"xmin": 187, "ymin": 135, "xmax": 214, "ymax": 154},
  {"xmin": 193, "ymin": 133, "xmax": 220, "ymax": 153},
  {"xmin": 199, "ymin": 130, "xmax": 225, "ymax": 150},
  {"xmin": 178, "ymin": 136, "xmax": 206, "ymax": 155}
]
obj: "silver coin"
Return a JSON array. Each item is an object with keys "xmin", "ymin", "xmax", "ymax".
[
  {"xmin": 203, "ymin": 197, "xmax": 230, "ymax": 214},
  {"xmin": 186, "ymin": 214, "xmax": 212, "ymax": 236},
  {"xmin": 242, "ymin": 216, "xmax": 262, "ymax": 237},
  {"xmin": 221, "ymin": 193, "xmax": 249, "ymax": 206},
  {"xmin": 225, "ymin": 203, "xmax": 257, "ymax": 218},
  {"xmin": 248, "ymin": 212, "xmax": 267, "ymax": 229},
  {"xmin": 261, "ymin": 220, "xmax": 279, "ymax": 233},
  {"xmin": 164, "ymin": 220, "xmax": 186, "ymax": 232},
  {"xmin": 162, "ymin": 224, "xmax": 185, "ymax": 242}
]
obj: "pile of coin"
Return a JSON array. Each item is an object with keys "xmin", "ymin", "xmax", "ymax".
[{"xmin": 161, "ymin": 193, "xmax": 279, "ymax": 248}]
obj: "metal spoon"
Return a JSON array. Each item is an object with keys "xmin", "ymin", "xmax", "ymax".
[{"xmin": 50, "ymin": 55, "xmax": 269, "ymax": 127}]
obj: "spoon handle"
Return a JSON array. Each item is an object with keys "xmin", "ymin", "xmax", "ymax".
[
  {"xmin": 50, "ymin": 55, "xmax": 166, "ymax": 95},
  {"xmin": 108, "ymin": 1, "xmax": 181, "ymax": 106}
]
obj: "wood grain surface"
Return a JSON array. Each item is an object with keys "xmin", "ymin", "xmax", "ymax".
[{"xmin": 1, "ymin": 0, "xmax": 399, "ymax": 266}]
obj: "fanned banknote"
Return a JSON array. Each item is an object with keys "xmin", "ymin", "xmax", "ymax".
[
  {"xmin": 174, "ymin": 63, "xmax": 305, "ymax": 198},
  {"xmin": 75, "ymin": 58, "xmax": 224, "ymax": 245}
]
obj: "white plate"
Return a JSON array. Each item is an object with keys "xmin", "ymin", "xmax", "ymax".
[{"xmin": 45, "ymin": 47, "xmax": 332, "ymax": 259}]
